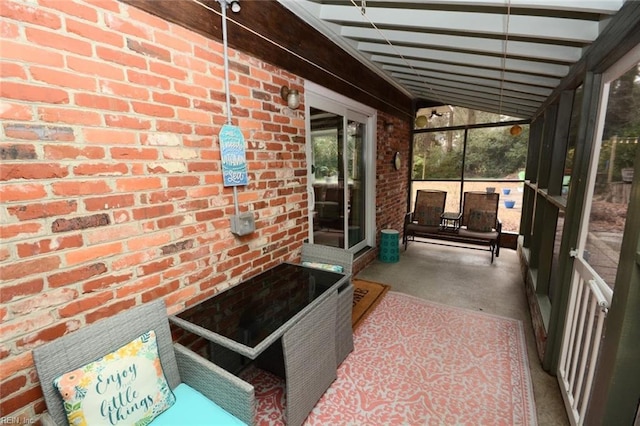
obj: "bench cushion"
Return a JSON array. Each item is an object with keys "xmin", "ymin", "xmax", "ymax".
[
  {"xmin": 467, "ymin": 209, "xmax": 496, "ymax": 232},
  {"xmin": 152, "ymin": 383, "xmax": 246, "ymax": 425}
]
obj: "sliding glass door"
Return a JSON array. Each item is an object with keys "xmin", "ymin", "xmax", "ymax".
[{"xmin": 306, "ymin": 83, "xmax": 374, "ymax": 252}]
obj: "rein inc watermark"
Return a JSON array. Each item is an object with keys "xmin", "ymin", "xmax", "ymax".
[{"xmin": 0, "ymin": 418, "xmax": 36, "ymax": 425}]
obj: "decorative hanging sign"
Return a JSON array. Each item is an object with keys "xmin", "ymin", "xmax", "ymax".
[{"xmin": 219, "ymin": 124, "xmax": 248, "ymax": 187}]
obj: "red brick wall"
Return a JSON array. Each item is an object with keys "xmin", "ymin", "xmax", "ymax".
[
  {"xmin": 0, "ymin": 0, "xmax": 310, "ymax": 419},
  {"xmin": 376, "ymin": 114, "xmax": 410, "ymax": 241}
]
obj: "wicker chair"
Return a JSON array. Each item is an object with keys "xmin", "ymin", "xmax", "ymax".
[
  {"xmin": 403, "ymin": 189, "xmax": 447, "ymax": 249},
  {"xmin": 301, "ymin": 242, "xmax": 354, "ymax": 367},
  {"xmin": 32, "ymin": 299, "xmax": 255, "ymax": 426}
]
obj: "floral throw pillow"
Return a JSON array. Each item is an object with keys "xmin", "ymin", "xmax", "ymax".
[
  {"xmin": 467, "ymin": 209, "xmax": 496, "ymax": 232},
  {"xmin": 416, "ymin": 206, "xmax": 443, "ymax": 226},
  {"xmin": 53, "ymin": 330, "xmax": 176, "ymax": 426}
]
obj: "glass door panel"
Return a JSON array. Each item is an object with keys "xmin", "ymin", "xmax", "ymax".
[
  {"xmin": 310, "ymin": 107, "xmax": 344, "ymax": 248},
  {"xmin": 347, "ymin": 119, "xmax": 366, "ymax": 249}
]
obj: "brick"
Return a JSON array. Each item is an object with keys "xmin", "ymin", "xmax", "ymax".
[
  {"xmin": 73, "ymin": 163, "xmax": 128, "ymax": 177},
  {"xmin": 16, "ymin": 320, "xmax": 81, "ymax": 350},
  {"xmin": 0, "ymin": 41, "xmax": 65, "ymax": 68},
  {"xmin": 99, "ymin": 80, "xmax": 150, "ymax": 101},
  {"xmin": 83, "ymin": 128, "xmax": 137, "ymax": 145},
  {"xmin": 4, "ymin": 123, "xmax": 74, "ymax": 141},
  {"xmin": 11, "ymin": 288, "xmax": 78, "ymax": 315},
  {"xmin": 0, "ymin": 223, "xmax": 42, "ymax": 239},
  {"xmin": 157, "ymin": 120, "xmax": 193, "ymax": 134},
  {"xmin": 141, "ymin": 279, "xmax": 179, "ymax": 303},
  {"xmin": 31, "ymin": 66, "xmax": 96, "ymax": 91},
  {"xmin": 66, "ymin": 241, "xmax": 123, "ymax": 266},
  {"xmin": 75, "ymin": 93, "xmax": 129, "ymax": 112},
  {"xmin": 138, "ymin": 258, "xmax": 173, "ymax": 277},
  {"xmin": 1, "ymin": 163, "xmax": 69, "ymax": 181},
  {"xmin": 85, "ymin": 223, "xmax": 139, "ymax": 245},
  {"xmin": 0, "ymin": 61, "xmax": 27, "ymax": 79},
  {"xmin": 0, "ymin": 352, "xmax": 32, "ymax": 380},
  {"xmin": 105, "ymin": 114, "xmax": 152, "ymax": 130},
  {"xmin": 48, "ymin": 263, "xmax": 108, "ymax": 288},
  {"xmin": 127, "ymin": 69, "xmax": 170, "ymax": 90},
  {"xmin": 16, "ymin": 235, "xmax": 83, "ymax": 258},
  {"xmin": 127, "ymin": 38, "xmax": 170, "ymax": 61},
  {"xmin": 0, "ymin": 2, "xmax": 62, "ymax": 29},
  {"xmin": 149, "ymin": 61, "xmax": 187, "ymax": 80},
  {"xmin": 44, "ymin": 144, "xmax": 105, "ymax": 160},
  {"xmin": 153, "ymin": 92, "xmax": 190, "ymax": 108},
  {"xmin": 105, "ymin": 13, "xmax": 151, "ymax": 39},
  {"xmin": 0, "ymin": 144, "xmax": 36, "ymax": 160},
  {"xmin": 110, "ymin": 147, "xmax": 158, "ymax": 160},
  {"xmin": 0, "ymin": 374, "xmax": 27, "ymax": 399},
  {"xmin": 51, "ymin": 180, "xmax": 111, "ymax": 196},
  {"xmin": 147, "ymin": 188, "xmax": 188, "ymax": 203},
  {"xmin": 132, "ymin": 204, "xmax": 174, "ymax": 220},
  {"xmin": 67, "ymin": 56, "xmax": 125, "ymax": 81},
  {"xmin": 127, "ymin": 233, "xmax": 172, "ymax": 252},
  {"xmin": 0, "ymin": 385, "xmax": 43, "ymax": 417},
  {"xmin": 58, "ymin": 292, "xmax": 114, "ymax": 318},
  {"xmin": 38, "ymin": 106, "xmax": 102, "ymax": 126},
  {"xmin": 7, "ymin": 200, "xmax": 78, "ymax": 221},
  {"xmin": 39, "ymin": 0, "xmax": 98, "ymax": 21},
  {"xmin": 0, "ymin": 256, "xmax": 60, "ymax": 281},
  {"xmin": 96, "ymin": 45, "xmax": 147, "ymax": 69},
  {"xmin": 67, "ymin": 18, "xmax": 122, "ymax": 46},
  {"xmin": 1, "ymin": 19, "xmax": 19, "ymax": 38},
  {"xmin": 84, "ymin": 194, "xmax": 135, "ymax": 211},
  {"xmin": 0, "ymin": 278, "xmax": 44, "ymax": 303},
  {"xmin": 52, "ymin": 213, "xmax": 110, "ymax": 233},
  {"xmin": 0, "ymin": 82, "xmax": 69, "ymax": 104},
  {"xmin": 160, "ymin": 239, "xmax": 194, "ymax": 255},
  {"xmin": 0, "ymin": 102, "xmax": 33, "ymax": 120},
  {"xmin": 85, "ymin": 299, "xmax": 136, "ymax": 325},
  {"xmin": 26, "ymin": 27, "xmax": 92, "ymax": 56},
  {"xmin": 177, "ymin": 108, "xmax": 210, "ymax": 124},
  {"xmin": 131, "ymin": 101, "xmax": 174, "ymax": 118},
  {"xmin": 115, "ymin": 177, "xmax": 162, "ymax": 192}
]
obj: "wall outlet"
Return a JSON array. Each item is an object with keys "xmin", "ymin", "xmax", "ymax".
[{"xmin": 231, "ymin": 212, "xmax": 255, "ymax": 236}]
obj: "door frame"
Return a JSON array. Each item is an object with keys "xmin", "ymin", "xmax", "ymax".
[{"xmin": 304, "ymin": 81, "xmax": 377, "ymax": 252}]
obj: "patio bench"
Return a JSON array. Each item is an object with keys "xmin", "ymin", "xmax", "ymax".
[{"xmin": 403, "ymin": 191, "xmax": 502, "ymax": 263}]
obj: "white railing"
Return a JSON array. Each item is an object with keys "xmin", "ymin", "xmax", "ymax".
[{"xmin": 558, "ymin": 257, "xmax": 613, "ymax": 426}]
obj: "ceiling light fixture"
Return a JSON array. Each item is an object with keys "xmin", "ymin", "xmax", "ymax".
[
  {"xmin": 280, "ymin": 86, "xmax": 300, "ymax": 109},
  {"xmin": 510, "ymin": 125, "xmax": 523, "ymax": 136}
]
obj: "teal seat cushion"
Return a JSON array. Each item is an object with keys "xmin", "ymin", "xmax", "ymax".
[{"xmin": 152, "ymin": 383, "xmax": 246, "ymax": 426}]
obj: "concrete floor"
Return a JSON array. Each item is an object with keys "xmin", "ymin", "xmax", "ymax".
[{"xmin": 356, "ymin": 242, "xmax": 570, "ymax": 426}]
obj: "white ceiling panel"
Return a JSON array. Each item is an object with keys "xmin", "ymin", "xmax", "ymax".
[{"xmin": 278, "ymin": 0, "xmax": 625, "ymax": 118}]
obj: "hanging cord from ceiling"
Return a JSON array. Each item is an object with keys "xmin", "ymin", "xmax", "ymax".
[
  {"xmin": 349, "ymin": 0, "xmax": 447, "ymax": 107},
  {"xmin": 498, "ymin": 0, "xmax": 512, "ymax": 117},
  {"xmin": 191, "ymin": 0, "xmax": 413, "ymax": 118}
]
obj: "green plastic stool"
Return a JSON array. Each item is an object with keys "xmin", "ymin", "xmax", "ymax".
[{"xmin": 379, "ymin": 229, "xmax": 399, "ymax": 263}]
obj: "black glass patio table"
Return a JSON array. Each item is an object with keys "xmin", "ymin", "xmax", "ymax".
[{"xmin": 169, "ymin": 262, "xmax": 348, "ymax": 359}]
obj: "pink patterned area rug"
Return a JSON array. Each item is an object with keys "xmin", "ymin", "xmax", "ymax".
[{"xmin": 241, "ymin": 291, "xmax": 537, "ymax": 425}]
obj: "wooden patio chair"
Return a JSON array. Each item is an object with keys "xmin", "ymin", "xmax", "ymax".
[
  {"xmin": 458, "ymin": 191, "xmax": 502, "ymax": 262},
  {"xmin": 403, "ymin": 189, "xmax": 447, "ymax": 249}
]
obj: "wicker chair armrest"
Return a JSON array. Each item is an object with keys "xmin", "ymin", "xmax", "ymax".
[
  {"xmin": 301, "ymin": 243, "xmax": 353, "ymax": 276},
  {"xmin": 173, "ymin": 343, "xmax": 255, "ymax": 426}
]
